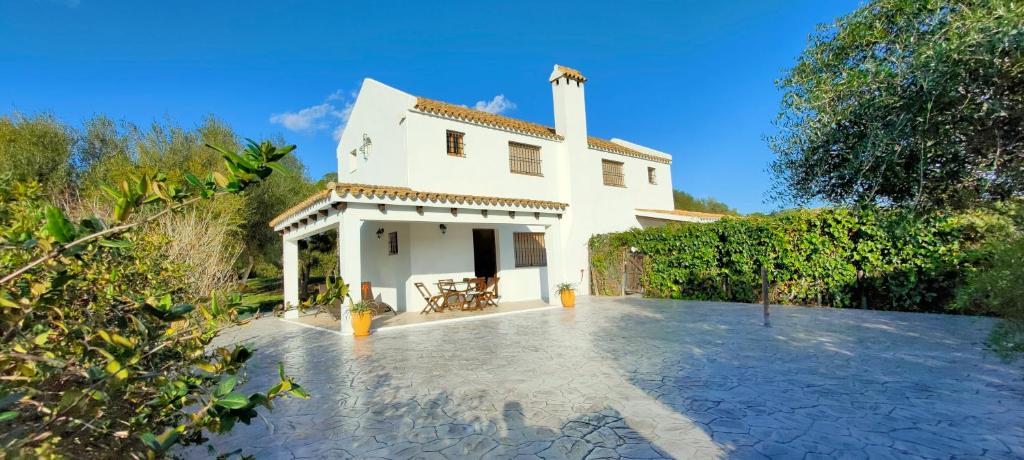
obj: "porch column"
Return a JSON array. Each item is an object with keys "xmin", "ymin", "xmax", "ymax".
[
  {"xmin": 282, "ymin": 237, "xmax": 300, "ymax": 318},
  {"xmin": 544, "ymin": 218, "xmax": 566, "ymax": 305},
  {"xmin": 337, "ymin": 214, "xmax": 362, "ymax": 334}
]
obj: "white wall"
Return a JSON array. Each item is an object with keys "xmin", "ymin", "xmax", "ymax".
[
  {"xmin": 404, "ymin": 111, "xmax": 563, "ymax": 201},
  {"xmin": 354, "ymin": 220, "xmax": 552, "ymax": 313},
  {"xmin": 405, "ymin": 222, "xmax": 550, "ymax": 311},
  {"xmin": 359, "ymin": 221, "xmax": 411, "ymax": 310},
  {"xmin": 336, "ymin": 79, "xmax": 416, "ymax": 187}
]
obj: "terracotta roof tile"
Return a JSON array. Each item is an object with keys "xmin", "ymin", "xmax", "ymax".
[
  {"xmin": 270, "ymin": 183, "xmax": 568, "ymax": 228},
  {"xmin": 587, "ymin": 137, "xmax": 671, "ymax": 164},
  {"xmin": 414, "ymin": 96, "xmax": 671, "ymax": 164},
  {"xmin": 268, "ymin": 189, "xmax": 333, "ymax": 228},
  {"xmin": 334, "ymin": 183, "xmax": 567, "ymax": 210},
  {"xmin": 414, "ymin": 97, "xmax": 562, "ymax": 140},
  {"xmin": 551, "ymin": 65, "xmax": 587, "ymax": 83},
  {"xmin": 636, "ymin": 208, "xmax": 728, "ymax": 221}
]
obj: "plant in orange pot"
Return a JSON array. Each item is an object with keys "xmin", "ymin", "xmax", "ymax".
[
  {"xmin": 555, "ymin": 282, "xmax": 577, "ymax": 308},
  {"xmin": 350, "ymin": 300, "xmax": 374, "ymax": 336}
]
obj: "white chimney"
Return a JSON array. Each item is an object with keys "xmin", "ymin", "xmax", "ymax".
[{"xmin": 550, "ymin": 65, "xmax": 588, "ymax": 148}]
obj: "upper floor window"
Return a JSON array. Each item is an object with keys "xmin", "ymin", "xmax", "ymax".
[
  {"xmin": 647, "ymin": 166, "xmax": 657, "ymax": 185},
  {"xmin": 509, "ymin": 142, "xmax": 542, "ymax": 176},
  {"xmin": 602, "ymin": 159, "xmax": 625, "ymax": 187},
  {"xmin": 446, "ymin": 130, "xmax": 465, "ymax": 157}
]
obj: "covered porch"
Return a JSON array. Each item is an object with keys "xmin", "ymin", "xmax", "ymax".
[{"xmin": 271, "ymin": 183, "xmax": 568, "ymax": 334}]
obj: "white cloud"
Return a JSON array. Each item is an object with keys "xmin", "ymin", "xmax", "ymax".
[
  {"xmin": 269, "ymin": 103, "xmax": 335, "ymax": 132},
  {"xmin": 269, "ymin": 90, "xmax": 356, "ymax": 141},
  {"xmin": 473, "ymin": 94, "xmax": 516, "ymax": 114}
]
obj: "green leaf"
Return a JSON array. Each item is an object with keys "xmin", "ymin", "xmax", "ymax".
[
  {"xmin": 214, "ymin": 376, "xmax": 237, "ymax": 398},
  {"xmin": 139, "ymin": 432, "xmax": 161, "ymax": 451},
  {"xmin": 43, "ymin": 205, "xmax": 76, "ymax": 244},
  {"xmin": 32, "ymin": 331, "xmax": 50, "ymax": 346},
  {"xmin": 155, "ymin": 427, "xmax": 180, "ymax": 450},
  {"xmin": 289, "ymin": 385, "xmax": 311, "ymax": 399},
  {"xmin": 215, "ymin": 392, "xmax": 250, "ymax": 409},
  {"xmin": 98, "ymin": 239, "xmax": 132, "ymax": 249},
  {"xmin": 0, "ymin": 411, "xmax": 17, "ymax": 423}
]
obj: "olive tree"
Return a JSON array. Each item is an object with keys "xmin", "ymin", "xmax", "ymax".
[{"xmin": 769, "ymin": 0, "xmax": 1024, "ymax": 210}]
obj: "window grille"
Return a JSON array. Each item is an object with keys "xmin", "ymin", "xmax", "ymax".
[
  {"xmin": 602, "ymin": 159, "xmax": 625, "ymax": 187},
  {"xmin": 648, "ymin": 166, "xmax": 657, "ymax": 185},
  {"xmin": 446, "ymin": 130, "xmax": 465, "ymax": 157},
  {"xmin": 388, "ymin": 232, "xmax": 398, "ymax": 255},
  {"xmin": 509, "ymin": 142, "xmax": 542, "ymax": 176},
  {"xmin": 513, "ymin": 232, "xmax": 547, "ymax": 267}
]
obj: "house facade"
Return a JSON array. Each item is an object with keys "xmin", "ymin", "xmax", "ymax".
[{"xmin": 271, "ymin": 65, "xmax": 716, "ymax": 330}]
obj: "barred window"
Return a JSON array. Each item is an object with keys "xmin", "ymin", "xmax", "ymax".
[
  {"xmin": 509, "ymin": 142, "xmax": 542, "ymax": 176},
  {"xmin": 602, "ymin": 159, "xmax": 625, "ymax": 187},
  {"xmin": 388, "ymin": 232, "xmax": 398, "ymax": 255},
  {"xmin": 647, "ymin": 166, "xmax": 657, "ymax": 185},
  {"xmin": 513, "ymin": 232, "xmax": 547, "ymax": 267},
  {"xmin": 446, "ymin": 130, "xmax": 465, "ymax": 157}
]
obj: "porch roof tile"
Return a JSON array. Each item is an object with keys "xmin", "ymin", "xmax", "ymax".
[
  {"xmin": 635, "ymin": 208, "xmax": 728, "ymax": 222},
  {"xmin": 270, "ymin": 183, "xmax": 568, "ymax": 228}
]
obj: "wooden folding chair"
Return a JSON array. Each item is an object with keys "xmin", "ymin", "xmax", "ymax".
[
  {"xmin": 415, "ymin": 282, "xmax": 444, "ymax": 314},
  {"xmin": 475, "ymin": 276, "xmax": 500, "ymax": 308},
  {"xmin": 437, "ymin": 280, "xmax": 467, "ymax": 310}
]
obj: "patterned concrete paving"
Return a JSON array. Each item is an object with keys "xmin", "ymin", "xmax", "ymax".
[{"xmin": 182, "ymin": 297, "xmax": 1024, "ymax": 459}]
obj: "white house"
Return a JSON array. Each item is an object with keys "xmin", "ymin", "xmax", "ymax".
[{"xmin": 271, "ymin": 65, "xmax": 718, "ymax": 331}]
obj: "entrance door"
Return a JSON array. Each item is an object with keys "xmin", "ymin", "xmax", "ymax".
[{"xmin": 472, "ymin": 229, "xmax": 497, "ymax": 278}]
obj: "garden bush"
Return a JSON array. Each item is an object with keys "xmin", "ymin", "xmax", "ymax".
[
  {"xmin": 0, "ymin": 140, "xmax": 309, "ymax": 458},
  {"xmin": 590, "ymin": 206, "xmax": 1020, "ymax": 313}
]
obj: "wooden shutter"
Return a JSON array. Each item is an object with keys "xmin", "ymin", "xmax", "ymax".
[
  {"xmin": 446, "ymin": 131, "xmax": 465, "ymax": 157},
  {"xmin": 602, "ymin": 159, "xmax": 625, "ymax": 187},
  {"xmin": 388, "ymin": 232, "xmax": 399, "ymax": 255},
  {"xmin": 509, "ymin": 142, "xmax": 542, "ymax": 176},
  {"xmin": 513, "ymin": 232, "xmax": 547, "ymax": 267}
]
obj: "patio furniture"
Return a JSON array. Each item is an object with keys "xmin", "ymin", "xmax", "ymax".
[
  {"xmin": 474, "ymin": 276, "xmax": 500, "ymax": 308},
  {"xmin": 415, "ymin": 282, "xmax": 444, "ymax": 314},
  {"xmin": 360, "ymin": 281, "xmax": 397, "ymax": 316},
  {"xmin": 437, "ymin": 280, "xmax": 469, "ymax": 311}
]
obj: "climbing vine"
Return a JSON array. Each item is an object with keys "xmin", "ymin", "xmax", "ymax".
[{"xmin": 590, "ymin": 206, "xmax": 1021, "ymax": 313}]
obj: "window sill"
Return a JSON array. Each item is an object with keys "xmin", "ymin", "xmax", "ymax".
[
  {"xmin": 511, "ymin": 172, "xmax": 544, "ymax": 177},
  {"xmin": 603, "ymin": 184, "xmax": 627, "ymax": 188}
]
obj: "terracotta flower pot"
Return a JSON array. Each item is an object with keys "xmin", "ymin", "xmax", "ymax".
[
  {"xmin": 350, "ymin": 311, "xmax": 373, "ymax": 336},
  {"xmin": 560, "ymin": 290, "xmax": 576, "ymax": 308}
]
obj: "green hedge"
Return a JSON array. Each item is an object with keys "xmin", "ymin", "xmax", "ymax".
[{"xmin": 590, "ymin": 206, "xmax": 1021, "ymax": 313}]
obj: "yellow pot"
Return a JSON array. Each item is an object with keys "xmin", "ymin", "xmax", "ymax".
[
  {"xmin": 560, "ymin": 290, "xmax": 576, "ymax": 308},
  {"xmin": 351, "ymin": 311, "xmax": 373, "ymax": 336}
]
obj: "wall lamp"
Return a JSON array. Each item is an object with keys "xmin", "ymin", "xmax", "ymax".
[
  {"xmin": 439, "ymin": 224, "xmax": 447, "ymax": 235},
  {"xmin": 376, "ymin": 228, "xmax": 385, "ymax": 239}
]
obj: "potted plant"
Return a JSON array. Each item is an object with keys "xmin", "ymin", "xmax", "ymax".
[
  {"xmin": 555, "ymin": 282, "xmax": 577, "ymax": 308},
  {"xmin": 349, "ymin": 300, "xmax": 374, "ymax": 336}
]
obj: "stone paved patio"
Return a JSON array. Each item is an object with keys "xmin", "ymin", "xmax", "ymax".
[{"xmin": 183, "ymin": 297, "xmax": 1024, "ymax": 459}]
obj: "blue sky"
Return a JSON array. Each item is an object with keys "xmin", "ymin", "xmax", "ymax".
[{"xmin": 1, "ymin": 0, "xmax": 861, "ymax": 213}]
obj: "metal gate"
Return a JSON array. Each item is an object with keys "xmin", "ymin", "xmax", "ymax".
[{"xmin": 623, "ymin": 251, "xmax": 645, "ymax": 295}]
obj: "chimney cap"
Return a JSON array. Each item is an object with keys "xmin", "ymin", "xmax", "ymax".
[{"xmin": 550, "ymin": 64, "xmax": 587, "ymax": 83}]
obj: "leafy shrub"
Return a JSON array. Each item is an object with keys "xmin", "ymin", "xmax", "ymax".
[
  {"xmin": 0, "ymin": 140, "xmax": 308, "ymax": 457},
  {"xmin": 956, "ymin": 237, "xmax": 1024, "ymax": 357},
  {"xmin": 591, "ymin": 206, "xmax": 1018, "ymax": 313}
]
